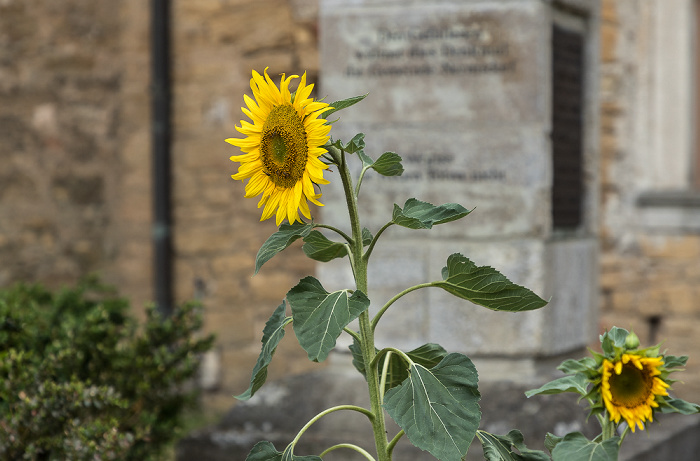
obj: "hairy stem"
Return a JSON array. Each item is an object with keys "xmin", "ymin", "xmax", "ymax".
[{"xmin": 338, "ymin": 149, "xmax": 390, "ymax": 461}]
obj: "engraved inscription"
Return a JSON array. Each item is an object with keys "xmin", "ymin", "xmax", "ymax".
[{"xmin": 344, "ymin": 21, "xmax": 517, "ymax": 79}]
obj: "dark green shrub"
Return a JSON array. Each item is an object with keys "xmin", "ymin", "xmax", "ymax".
[{"xmin": 0, "ymin": 277, "xmax": 215, "ymax": 461}]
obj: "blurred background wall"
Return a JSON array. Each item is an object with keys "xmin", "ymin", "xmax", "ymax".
[{"xmin": 1, "ymin": 0, "xmax": 700, "ymax": 416}]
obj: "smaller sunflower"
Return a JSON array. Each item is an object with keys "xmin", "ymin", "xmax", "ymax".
[
  {"xmin": 600, "ymin": 353, "xmax": 670, "ymax": 432},
  {"xmin": 227, "ymin": 68, "xmax": 332, "ymax": 225}
]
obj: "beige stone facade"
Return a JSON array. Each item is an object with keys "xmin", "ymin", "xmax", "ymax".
[
  {"xmin": 598, "ymin": 0, "xmax": 700, "ymax": 400},
  {"xmin": 2, "ymin": 0, "xmax": 700, "ymax": 414}
]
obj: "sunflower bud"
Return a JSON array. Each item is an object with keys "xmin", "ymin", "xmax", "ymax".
[{"xmin": 625, "ymin": 331, "xmax": 640, "ymax": 350}]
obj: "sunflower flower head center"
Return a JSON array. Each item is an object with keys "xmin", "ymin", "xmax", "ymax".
[
  {"xmin": 608, "ymin": 362, "xmax": 653, "ymax": 408},
  {"xmin": 260, "ymin": 104, "xmax": 308, "ymax": 189}
]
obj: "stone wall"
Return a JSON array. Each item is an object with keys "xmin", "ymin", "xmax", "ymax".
[
  {"xmin": 598, "ymin": 0, "xmax": 700, "ymax": 401},
  {"xmin": 0, "ymin": 0, "xmax": 152, "ymax": 307},
  {"xmin": 0, "ymin": 0, "xmax": 324, "ymax": 414},
  {"xmin": 169, "ymin": 0, "xmax": 324, "ymax": 413}
]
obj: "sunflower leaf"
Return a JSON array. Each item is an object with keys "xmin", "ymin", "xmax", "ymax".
[
  {"xmin": 357, "ymin": 149, "xmax": 375, "ymax": 168},
  {"xmin": 302, "ymin": 230, "xmax": 347, "ymax": 262},
  {"xmin": 288, "ymin": 277, "xmax": 370, "ymax": 362},
  {"xmin": 659, "ymin": 397, "xmax": 700, "ymax": 415},
  {"xmin": 381, "ymin": 343, "xmax": 448, "ymax": 393},
  {"xmin": 235, "ymin": 302, "xmax": 291, "ymax": 401},
  {"xmin": 525, "ymin": 374, "xmax": 590, "ymax": 398},
  {"xmin": 255, "ymin": 222, "xmax": 315, "ymax": 274},
  {"xmin": 344, "ymin": 133, "xmax": 365, "ymax": 154},
  {"xmin": 321, "ymin": 93, "xmax": 368, "ymax": 119},
  {"xmin": 557, "ymin": 357, "xmax": 597, "ymax": 374},
  {"xmin": 476, "ymin": 429, "xmax": 550, "ymax": 461},
  {"xmin": 550, "ymin": 432, "xmax": 619, "ymax": 461},
  {"xmin": 392, "ymin": 198, "xmax": 471, "ymax": 229},
  {"xmin": 246, "ymin": 441, "xmax": 321, "ymax": 461},
  {"xmin": 372, "ymin": 152, "xmax": 404, "ymax": 177},
  {"xmin": 544, "ymin": 432, "xmax": 563, "ymax": 454},
  {"xmin": 352, "ymin": 342, "xmax": 448, "ymax": 392},
  {"xmin": 434, "ymin": 253, "xmax": 548, "ymax": 312},
  {"xmin": 383, "ymin": 353, "xmax": 481, "ymax": 461},
  {"xmin": 663, "ymin": 355, "xmax": 688, "ymax": 369}
]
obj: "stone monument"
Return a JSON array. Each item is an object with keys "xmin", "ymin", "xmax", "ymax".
[{"xmin": 319, "ymin": 0, "xmax": 600, "ymax": 380}]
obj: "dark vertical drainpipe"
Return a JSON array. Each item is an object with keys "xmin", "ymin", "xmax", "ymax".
[{"xmin": 150, "ymin": 0, "xmax": 173, "ymax": 316}]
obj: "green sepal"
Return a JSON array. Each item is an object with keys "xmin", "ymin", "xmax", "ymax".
[
  {"xmin": 245, "ymin": 441, "xmax": 322, "ymax": 461},
  {"xmin": 235, "ymin": 302, "xmax": 292, "ymax": 401},
  {"xmin": 476, "ymin": 429, "xmax": 550, "ymax": 461},
  {"xmin": 435, "ymin": 253, "xmax": 548, "ymax": 312},
  {"xmin": 659, "ymin": 397, "xmax": 700, "ymax": 415},
  {"xmin": 321, "ymin": 94, "xmax": 368, "ymax": 119},
  {"xmin": 550, "ymin": 432, "xmax": 619, "ymax": 461},
  {"xmin": 524, "ymin": 374, "xmax": 590, "ymax": 398},
  {"xmin": 383, "ymin": 353, "xmax": 481, "ymax": 461},
  {"xmin": 301, "ymin": 231, "xmax": 347, "ymax": 262},
  {"xmin": 544, "ymin": 432, "xmax": 563, "ymax": 454},
  {"xmin": 255, "ymin": 222, "xmax": 314, "ymax": 274},
  {"xmin": 392, "ymin": 198, "xmax": 471, "ymax": 229},
  {"xmin": 288, "ymin": 277, "xmax": 370, "ymax": 362}
]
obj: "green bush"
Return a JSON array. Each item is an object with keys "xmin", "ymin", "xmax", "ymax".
[{"xmin": 0, "ymin": 277, "xmax": 215, "ymax": 461}]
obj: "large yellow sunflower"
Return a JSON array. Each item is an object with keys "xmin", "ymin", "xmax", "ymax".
[
  {"xmin": 600, "ymin": 353, "xmax": 670, "ymax": 432},
  {"xmin": 227, "ymin": 68, "xmax": 332, "ymax": 225}
]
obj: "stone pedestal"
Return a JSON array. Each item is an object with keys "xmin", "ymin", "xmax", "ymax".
[{"xmin": 319, "ymin": 0, "xmax": 600, "ymax": 375}]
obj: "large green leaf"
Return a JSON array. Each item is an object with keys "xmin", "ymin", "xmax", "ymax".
[
  {"xmin": 255, "ymin": 222, "xmax": 314, "ymax": 274},
  {"xmin": 383, "ymin": 353, "xmax": 481, "ymax": 461},
  {"xmin": 477, "ymin": 430, "xmax": 550, "ymax": 461},
  {"xmin": 350, "ymin": 340, "xmax": 447, "ymax": 393},
  {"xmin": 321, "ymin": 94, "xmax": 368, "ymax": 119},
  {"xmin": 550, "ymin": 432, "xmax": 619, "ymax": 461},
  {"xmin": 235, "ymin": 302, "xmax": 291, "ymax": 401},
  {"xmin": 524, "ymin": 374, "xmax": 590, "ymax": 398},
  {"xmin": 434, "ymin": 253, "xmax": 548, "ymax": 312},
  {"xmin": 246, "ymin": 441, "xmax": 322, "ymax": 461},
  {"xmin": 301, "ymin": 231, "xmax": 347, "ymax": 262},
  {"xmin": 288, "ymin": 277, "xmax": 370, "ymax": 362},
  {"xmin": 392, "ymin": 198, "xmax": 471, "ymax": 229},
  {"xmin": 382, "ymin": 343, "xmax": 447, "ymax": 392}
]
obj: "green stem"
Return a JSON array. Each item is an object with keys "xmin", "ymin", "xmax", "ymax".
[
  {"xmin": 363, "ymin": 221, "xmax": 394, "ymax": 263},
  {"xmin": 313, "ymin": 223, "xmax": 354, "ymax": 246},
  {"xmin": 320, "ymin": 444, "xmax": 377, "ymax": 461},
  {"xmin": 338, "ymin": 148, "xmax": 390, "ymax": 461},
  {"xmin": 355, "ymin": 165, "xmax": 371, "ymax": 198},
  {"xmin": 386, "ymin": 430, "xmax": 405, "ymax": 457},
  {"xmin": 379, "ymin": 351, "xmax": 392, "ymax": 403},
  {"xmin": 600, "ymin": 412, "xmax": 617, "ymax": 441},
  {"xmin": 343, "ymin": 326, "xmax": 361, "ymax": 343},
  {"xmin": 290, "ymin": 405, "xmax": 374, "ymax": 449},
  {"xmin": 371, "ymin": 283, "xmax": 434, "ymax": 331}
]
